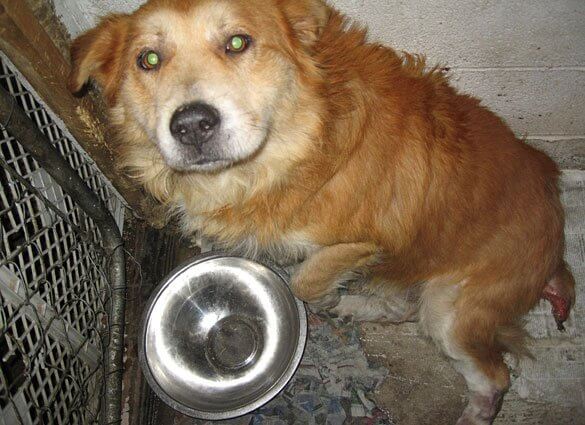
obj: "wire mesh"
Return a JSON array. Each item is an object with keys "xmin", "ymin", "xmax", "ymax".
[{"xmin": 0, "ymin": 52, "xmax": 126, "ymax": 424}]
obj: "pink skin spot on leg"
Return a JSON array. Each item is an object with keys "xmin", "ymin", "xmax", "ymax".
[
  {"xmin": 542, "ymin": 282, "xmax": 571, "ymax": 331},
  {"xmin": 456, "ymin": 390, "xmax": 505, "ymax": 425}
]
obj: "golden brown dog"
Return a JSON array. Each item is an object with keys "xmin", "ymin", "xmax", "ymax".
[{"xmin": 69, "ymin": 0, "xmax": 576, "ymax": 423}]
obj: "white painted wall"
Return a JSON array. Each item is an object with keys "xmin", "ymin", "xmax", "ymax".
[{"xmin": 53, "ymin": 0, "xmax": 585, "ymax": 149}]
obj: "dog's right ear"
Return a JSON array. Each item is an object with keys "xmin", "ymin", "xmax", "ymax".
[
  {"xmin": 279, "ymin": 0, "xmax": 330, "ymax": 47},
  {"xmin": 68, "ymin": 15, "xmax": 129, "ymax": 103}
]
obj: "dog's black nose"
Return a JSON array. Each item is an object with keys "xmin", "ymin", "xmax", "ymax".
[{"xmin": 170, "ymin": 102, "xmax": 220, "ymax": 146}]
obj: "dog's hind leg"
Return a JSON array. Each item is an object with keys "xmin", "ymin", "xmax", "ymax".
[
  {"xmin": 329, "ymin": 293, "xmax": 418, "ymax": 322},
  {"xmin": 291, "ymin": 242, "xmax": 378, "ymax": 308},
  {"xmin": 329, "ymin": 279, "xmax": 420, "ymax": 322},
  {"xmin": 420, "ymin": 279, "xmax": 522, "ymax": 425}
]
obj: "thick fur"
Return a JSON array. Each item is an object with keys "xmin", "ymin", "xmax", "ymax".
[{"xmin": 69, "ymin": 0, "xmax": 575, "ymax": 423}]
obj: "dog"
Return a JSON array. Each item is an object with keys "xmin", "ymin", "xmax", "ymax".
[{"xmin": 68, "ymin": 0, "xmax": 576, "ymax": 423}]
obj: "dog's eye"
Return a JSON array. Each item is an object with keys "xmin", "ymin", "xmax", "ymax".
[
  {"xmin": 226, "ymin": 35, "xmax": 251, "ymax": 54},
  {"xmin": 138, "ymin": 50, "xmax": 161, "ymax": 70}
]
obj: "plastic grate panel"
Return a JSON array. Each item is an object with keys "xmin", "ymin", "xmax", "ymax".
[{"xmin": 0, "ymin": 52, "xmax": 125, "ymax": 424}]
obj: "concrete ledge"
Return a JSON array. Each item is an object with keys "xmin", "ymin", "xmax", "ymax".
[{"xmin": 526, "ymin": 139, "xmax": 585, "ymax": 170}]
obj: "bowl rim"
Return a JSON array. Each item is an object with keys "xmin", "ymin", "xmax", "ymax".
[{"xmin": 138, "ymin": 251, "xmax": 307, "ymax": 420}]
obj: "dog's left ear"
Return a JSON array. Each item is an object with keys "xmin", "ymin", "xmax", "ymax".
[
  {"xmin": 68, "ymin": 14, "xmax": 129, "ymax": 104},
  {"xmin": 279, "ymin": 0, "xmax": 330, "ymax": 46}
]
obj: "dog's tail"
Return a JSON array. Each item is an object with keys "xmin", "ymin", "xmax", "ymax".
[{"xmin": 542, "ymin": 261, "xmax": 576, "ymax": 331}]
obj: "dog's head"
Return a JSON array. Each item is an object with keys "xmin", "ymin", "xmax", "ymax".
[{"xmin": 69, "ymin": 0, "xmax": 329, "ymax": 173}]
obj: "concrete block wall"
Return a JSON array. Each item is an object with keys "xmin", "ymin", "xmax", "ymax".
[
  {"xmin": 334, "ymin": 0, "xmax": 585, "ymax": 169},
  {"xmin": 53, "ymin": 0, "xmax": 585, "ymax": 168}
]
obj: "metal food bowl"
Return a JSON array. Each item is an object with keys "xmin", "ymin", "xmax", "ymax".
[{"xmin": 139, "ymin": 252, "xmax": 307, "ymax": 420}]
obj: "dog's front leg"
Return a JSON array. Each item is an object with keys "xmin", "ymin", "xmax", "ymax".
[{"xmin": 291, "ymin": 242, "xmax": 378, "ymax": 308}]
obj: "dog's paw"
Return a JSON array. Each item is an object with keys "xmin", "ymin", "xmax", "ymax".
[
  {"xmin": 456, "ymin": 391, "xmax": 504, "ymax": 425},
  {"xmin": 305, "ymin": 292, "xmax": 341, "ymax": 313},
  {"xmin": 328, "ymin": 295, "xmax": 417, "ymax": 323}
]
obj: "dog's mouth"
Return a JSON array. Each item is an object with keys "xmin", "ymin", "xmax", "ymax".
[
  {"xmin": 191, "ymin": 156, "xmax": 233, "ymax": 172},
  {"xmin": 194, "ymin": 157, "xmax": 224, "ymax": 165},
  {"xmin": 160, "ymin": 147, "xmax": 235, "ymax": 173}
]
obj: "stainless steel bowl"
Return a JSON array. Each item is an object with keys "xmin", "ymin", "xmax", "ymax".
[{"xmin": 139, "ymin": 252, "xmax": 307, "ymax": 420}]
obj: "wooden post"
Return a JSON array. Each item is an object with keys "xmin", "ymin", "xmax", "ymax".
[{"xmin": 0, "ymin": 0, "xmax": 145, "ymax": 213}]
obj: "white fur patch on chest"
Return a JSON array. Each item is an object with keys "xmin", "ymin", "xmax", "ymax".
[
  {"xmin": 272, "ymin": 231, "xmax": 320, "ymax": 264},
  {"xmin": 189, "ymin": 220, "xmax": 320, "ymax": 265},
  {"xmin": 226, "ymin": 231, "xmax": 320, "ymax": 265}
]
